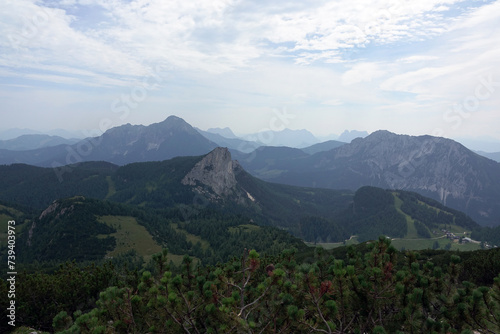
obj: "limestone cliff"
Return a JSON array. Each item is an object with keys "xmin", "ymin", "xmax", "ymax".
[{"xmin": 182, "ymin": 147, "xmax": 241, "ymax": 199}]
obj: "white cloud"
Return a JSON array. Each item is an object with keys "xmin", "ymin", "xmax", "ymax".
[
  {"xmin": 0, "ymin": 0, "xmax": 477, "ymax": 87},
  {"xmin": 322, "ymin": 99, "xmax": 343, "ymax": 106},
  {"xmin": 380, "ymin": 0, "xmax": 500, "ymax": 101},
  {"xmin": 259, "ymin": 0, "xmax": 463, "ymax": 63},
  {"xmin": 0, "ymin": 0, "xmax": 499, "ymax": 142},
  {"xmin": 342, "ymin": 62, "xmax": 385, "ymax": 86},
  {"xmin": 398, "ymin": 55, "xmax": 440, "ymax": 64},
  {"xmin": 0, "ymin": 0, "xmax": 149, "ymax": 87},
  {"xmin": 380, "ymin": 64, "xmax": 467, "ymax": 94}
]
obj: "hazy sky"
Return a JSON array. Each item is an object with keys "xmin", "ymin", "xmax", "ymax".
[{"xmin": 1, "ymin": 0, "xmax": 499, "ymax": 142}]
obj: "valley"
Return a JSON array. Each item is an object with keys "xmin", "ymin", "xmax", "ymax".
[{"xmin": 0, "ymin": 138, "xmax": 496, "ymax": 270}]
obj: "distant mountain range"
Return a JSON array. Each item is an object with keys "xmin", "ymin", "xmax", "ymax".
[
  {"xmin": 337, "ymin": 129, "xmax": 369, "ymax": 142},
  {"xmin": 455, "ymin": 137, "xmax": 500, "ymax": 153},
  {"xmin": 0, "ymin": 116, "xmax": 218, "ymax": 167},
  {"xmin": 241, "ymin": 128, "xmax": 321, "ymax": 148},
  {"xmin": 196, "ymin": 128, "xmax": 259, "ymax": 153},
  {"xmin": 0, "ymin": 128, "xmax": 84, "ymax": 140},
  {"xmin": 300, "ymin": 140, "xmax": 346, "ymax": 155},
  {"xmin": 0, "ymin": 116, "xmax": 344, "ymax": 165},
  {"xmin": 1, "ymin": 115, "xmax": 499, "ymax": 226},
  {"xmin": 475, "ymin": 151, "xmax": 500, "ymax": 163},
  {"xmin": 0, "ymin": 134, "xmax": 79, "ymax": 151},
  {"xmin": 206, "ymin": 127, "xmax": 238, "ymax": 139}
]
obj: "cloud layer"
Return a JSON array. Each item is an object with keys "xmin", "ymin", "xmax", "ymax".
[{"xmin": 0, "ymin": 0, "xmax": 499, "ymax": 143}]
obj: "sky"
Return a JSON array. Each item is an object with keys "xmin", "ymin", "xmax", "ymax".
[{"xmin": 1, "ymin": 0, "xmax": 499, "ymax": 146}]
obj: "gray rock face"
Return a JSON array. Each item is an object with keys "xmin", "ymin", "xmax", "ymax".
[
  {"xmin": 182, "ymin": 147, "xmax": 237, "ymax": 196},
  {"xmin": 326, "ymin": 131, "xmax": 488, "ymax": 205}
]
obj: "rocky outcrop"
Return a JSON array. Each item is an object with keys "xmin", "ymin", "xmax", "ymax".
[
  {"xmin": 39, "ymin": 201, "xmax": 60, "ymax": 220},
  {"xmin": 29, "ymin": 199, "xmax": 78, "ymax": 246},
  {"xmin": 182, "ymin": 147, "xmax": 238, "ymax": 197}
]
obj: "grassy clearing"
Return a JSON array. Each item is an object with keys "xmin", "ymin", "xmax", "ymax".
[
  {"xmin": 392, "ymin": 238, "xmax": 445, "ymax": 251},
  {"xmin": 0, "ymin": 204, "xmax": 23, "ymax": 216},
  {"xmin": 97, "ymin": 218, "xmax": 202, "ymax": 266},
  {"xmin": 146, "ymin": 182, "xmax": 157, "ymax": 193},
  {"xmin": 167, "ymin": 254, "xmax": 187, "ymax": 266},
  {"xmin": 346, "ymin": 236, "xmax": 359, "ymax": 246},
  {"xmin": 450, "ymin": 241, "xmax": 481, "ymax": 251},
  {"xmin": 105, "ymin": 176, "xmax": 116, "ymax": 199},
  {"xmin": 97, "ymin": 215, "xmax": 162, "ymax": 262},
  {"xmin": 0, "ymin": 213, "xmax": 13, "ymax": 245},
  {"xmin": 171, "ymin": 223, "xmax": 210, "ymax": 250},
  {"xmin": 391, "ymin": 237, "xmax": 480, "ymax": 251},
  {"xmin": 82, "ymin": 174, "xmax": 99, "ymax": 182},
  {"xmin": 305, "ymin": 236, "xmax": 359, "ymax": 250},
  {"xmin": 305, "ymin": 241, "xmax": 344, "ymax": 250},
  {"xmin": 309, "ymin": 235, "xmax": 480, "ymax": 252},
  {"xmin": 0, "ymin": 212, "xmax": 28, "ymax": 247},
  {"xmin": 406, "ymin": 220, "xmax": 418, "ymax": 239},
  {"xmin": 393, "ymin": 193, "xmax": 419, "ymax": 239},
  {"xmin": 228, "ymin": 224, "xmax": 261, "ymax": 233},
  {"xmin": 165, "ymin": 253, "xmax": 201, "ymax": 267},
  {"xmin": 417, "ymin": 199, "xmax": 447, "ymax": 215}
]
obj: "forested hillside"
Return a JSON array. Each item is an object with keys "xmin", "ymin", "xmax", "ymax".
[
  {"xmin": 0, "ymin": 152, "xmax": 353, "ymax": 241},
  {"xmin": 299, "ymin": 186, "xmax": 484, "ymax": 244},
  {"xmin": 9, "ymin": 197, "xmax": 306, "ymax": 269}
]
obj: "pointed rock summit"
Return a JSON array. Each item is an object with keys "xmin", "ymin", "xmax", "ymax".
[{"xmin": 182, "ymin": 147, "xmax": 238, "ymax": 196}]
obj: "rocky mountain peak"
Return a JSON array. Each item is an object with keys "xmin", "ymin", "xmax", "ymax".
[
  {"xmin": 360, "ymin": 130, "xmax": 402, "ymax": 143},
  {"xmin": 156, "ymin": 115, "xmax": 192, "ymax": 131},
  {"xmin": 181, "ymin": 147, "xmax": 238, "ymax": 196}
]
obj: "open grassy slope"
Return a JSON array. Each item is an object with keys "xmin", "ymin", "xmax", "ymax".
[{"xmin": 97, "ymin": 215, "xmax": 162, "ymax": 261}]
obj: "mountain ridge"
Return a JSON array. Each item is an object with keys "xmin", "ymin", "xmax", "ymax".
[
  {"xmin": 0, "ymin": 118, "xmax": 498, "ymax": 226},
  {"xmin": 0, "ymin": 116, "xmax": 218, "ymax": 167},
  {"xmin": 0, "ymin": 134, "xmax": 79, "ymax": 151},
  {"xmin": 263, "ymin": 130, "xmax": 500, "ymax": 226}
]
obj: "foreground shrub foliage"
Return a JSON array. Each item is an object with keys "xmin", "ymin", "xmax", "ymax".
[{"xmin": 55, "ymin": 238, "xmax": 500, "ymax": 333}]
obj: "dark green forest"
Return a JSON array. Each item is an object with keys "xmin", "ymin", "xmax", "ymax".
[
  {"xmin": 4, "ymin": 239, "xmax": 500, "ymax": 333},
  {"xmin": 0, "ymin": 158, "xmax": 498, "ymax": 245},
  {"xmin": 8, "ymin": 197, "xmax": 305, "ymax": 269}
]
